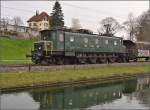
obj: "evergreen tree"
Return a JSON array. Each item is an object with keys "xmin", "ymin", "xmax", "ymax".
[{"xmin": 50, "ymin": 1, "xmax": 64, "ymax": 29}]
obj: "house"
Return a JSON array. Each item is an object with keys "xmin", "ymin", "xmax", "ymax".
[{"xmin": 27, "ymin": 11, "xmax": 50, "ymax": 30}]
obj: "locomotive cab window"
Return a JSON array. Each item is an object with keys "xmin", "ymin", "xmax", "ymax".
[{"xmin": 41, "ymin": 31, "xmax": 50, "ymax": 40}]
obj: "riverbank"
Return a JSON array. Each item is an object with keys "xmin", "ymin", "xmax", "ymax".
[{"xmin": 0, "ymin": 63, "xmax": 149, "ymax": 92}]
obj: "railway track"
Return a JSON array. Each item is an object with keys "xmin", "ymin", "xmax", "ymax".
[{"xmin": 0, "ymin": 61, "xmax": 149, "ymax": 73}]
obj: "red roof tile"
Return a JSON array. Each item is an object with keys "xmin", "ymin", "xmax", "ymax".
[{"xmin": 27, "ymin": 12, "xmax": 50, "ymax": 22}]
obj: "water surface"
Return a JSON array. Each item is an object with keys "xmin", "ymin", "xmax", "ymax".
[{"xmin": 1, "ymin": 75, "xmax": 150, "ymax": 110}]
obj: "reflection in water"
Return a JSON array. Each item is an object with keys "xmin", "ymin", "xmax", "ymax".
[
  {"xmin": 1, "ymin": 75, "xmax": 150, "ymax": 110},
  {"xmin": 30, "ymin": 83, "xmax": 123, "ymax": 109},
  {"xmin": 1, "ymin": 92, "xmax": 39, "ymax": 110},
  {"xmin": 134, "ymin": 77, "xmax": 150, "ymax": 108}
]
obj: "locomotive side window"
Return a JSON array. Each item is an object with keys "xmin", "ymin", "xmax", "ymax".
[
  {"xmin": 96, "ymin": 45, "xmax": 100, "ymax": 48},
  {"xmin": 120, "ymin": 40, "xmax": 122, "ymax": 44},
  {"xmin": 105, "ymin": 40, "xmax": 108, "ymax": 45},
  {"xmin": 114, "ymin": 41, "xmax": 117, "ymax": 46},
  {"xmin": 84, "ymin": 44, "xmax": 87, "ymax": 47},
  {"xmin": 95, "ymin": 39, "xmax": 99, "ymax": 44},
  {"xmin": 51, "ymin": 32, "xmax": 56, "ymax": 40},
  {"xmin": 70, "ymin": 36, "xmax": 74, "ymax": 42},
  {"xmin": 84, "ymin": 38, "xmax": 88, "ymax": 43},
  {"xmin": 59, "ymin": 33, "xmax": 64, "ymax": 42}
]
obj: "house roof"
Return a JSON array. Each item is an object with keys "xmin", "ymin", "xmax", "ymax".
[{"xmin": 27, "ymin": 12, "xmax": 50, "ymax": 22}]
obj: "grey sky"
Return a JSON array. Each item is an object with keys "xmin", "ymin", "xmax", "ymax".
[{"xmin": 1, "ymin": 1, "xmax": 149, "ymax": 35}]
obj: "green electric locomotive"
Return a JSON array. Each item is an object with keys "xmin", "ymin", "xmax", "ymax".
[{"xmin": 28, "ymin": 29, "xmax": 128, "ymax": 64}]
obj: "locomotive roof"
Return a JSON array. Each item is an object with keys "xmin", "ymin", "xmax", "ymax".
[{"xmin": 41, "ymin": 29, "xmax": 123, "ymax": 39}]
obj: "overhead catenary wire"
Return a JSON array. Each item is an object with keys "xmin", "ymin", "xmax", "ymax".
[
  {"xmin": 1, "ymin": 2, "xmax": 128, "ymax": 32},
  {"xmin": 1, "ymin": 3, "xmax": 126, "ymax": 23},
  {"xmin": 62, "ymin": 2, "xmax": 126, "ymax": 21},
  {"xmin": 1, "ymin": 5, "xmax": 101, "ymax": 25},
  {"xmin": 1, "ymin": 5, "xmax": 35, "ymax": 13}
]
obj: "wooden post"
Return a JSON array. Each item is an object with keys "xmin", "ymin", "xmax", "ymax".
[{"xmin": 28, "ymin": 64, "xmax": 31, "ymax": 72}]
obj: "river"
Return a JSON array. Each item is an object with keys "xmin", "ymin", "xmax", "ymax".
[{"xmin": 1, "ymin": 75, "xmax": 150, "ymax": 110}]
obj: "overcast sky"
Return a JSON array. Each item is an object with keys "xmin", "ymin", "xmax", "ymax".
[{"xmin": 1, "ymin": 1, "xmax": 149, "ymax": 36}]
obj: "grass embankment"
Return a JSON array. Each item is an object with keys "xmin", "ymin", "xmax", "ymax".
[
  {"xmin": 0, "ymin": 37, "xmax": 34, "ymax": 64},
  {"xmin": 0, "ymin": 64, "xmax": 149, "ymax": 90}
]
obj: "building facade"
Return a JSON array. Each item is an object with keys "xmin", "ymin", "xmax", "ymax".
[{"xmin": 27, "ymin": 11, "xmax": 50, "ymax": 30}]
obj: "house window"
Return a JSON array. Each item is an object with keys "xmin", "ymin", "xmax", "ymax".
[
  {"xmin": 33, "ymin": 23, "xmax": 36, "ymax": 26},
  {"xmin": 84, "ymin": 38, "xmax": 88, "ymax": 43},
  {"xmin": 29, "ymin": 23, "xmax": 32, "ymax": 27},
  {"xmin": 44, "ymin": 17, "xmax": 47, "ymax": 21},
  {"xmin": 44, "ymin": 23, "xmax": 48, "ymax": 27}
]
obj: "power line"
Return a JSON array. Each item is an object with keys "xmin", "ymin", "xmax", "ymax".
[
  {"xmin": 63, "ymin": 3, "xmax": 119, "ymax": 17},
  {"xmin": 1, "ymin": 3, "xmax": 126, "ymax": 31},
  {"xmin": 1, "ymin": 5, "xmax": 35, "ymax": 13},
  {"xmin": 1, "ymin": 5, "xmax": 104, "ymax": 25},
  {"xmin": 62, "ymin": 2, "xmax": 125, "ymax": 21}
]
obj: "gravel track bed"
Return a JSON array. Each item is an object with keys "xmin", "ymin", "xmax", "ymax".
[{"xmin": 0, "ymin": 62, "xmax": 149, "ymax": 73}]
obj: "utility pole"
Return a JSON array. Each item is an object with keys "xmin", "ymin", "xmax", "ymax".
[
  {"xmin": 149, "ymin": 0, "xmax": 150, "ymax": 11},
  {"xmin": 149, "ymin": 0, "xmax": 150, "ymax": 13}
]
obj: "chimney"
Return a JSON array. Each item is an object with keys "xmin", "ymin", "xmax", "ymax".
[{"xmin": 36, "ymin": 10, "xmax": 39, "ymax": 16}]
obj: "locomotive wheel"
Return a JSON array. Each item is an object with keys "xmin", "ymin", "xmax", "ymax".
[
  {"xmin": 125, "ymin": 58, "xmax": 129, "ymax": 62},
  {"xmin": 133, "ymin": 58, "xmax": 137, "ymax": 62},
  {"xmin": 88, "ymin": 57, "xmax": 97, "ymax": 64},
  {"xmin": 77, "ymin": 58, "xmax": 87, "ymax": 64},
  {"xmin": 99, "ymin": 57, "xmax": 107, "ymax": 63},
  {"xmin": 145, "ymin": 57, "xmax": 149, "ymax": 61},
  {"xmin": 122, "ymin": 57, "xmax": 128, "ymax": 63},
  {"xmin": 56, "ymin": 57, "xmax": 64, "ymax": 65},
  {"xmin": 116, "ymin": 57, "xmax": 122, "ymax": 63},
  {"xmin": 64, "ymin": 58, "xmax": 70, "ymax": 65},
  {"xmin": 41, "ymin": 59, "xmax": 49, "ymax": 65},
  {"xmin": 34, "ymin": 59, "xmax": 41, "ymax": 64},
  {"xmin": 108, "ymin": 57, "xmax": 116, "ymax": 63}
]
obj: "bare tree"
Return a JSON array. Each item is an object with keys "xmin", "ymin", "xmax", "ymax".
[
  {"xmin": 136, "ymin": 10, "xmax": 150, "ymax": 41},
  {"xmin": 12, "ymin": 16, "xmax": 23, "ymax": 32},
  {"xmin": 71, "ymin": 18, "xmax": 82, "ymax": 31},
  {"xmin": 123, "ymin": 13, "xmax": 139, "ymax": 41},
  {"xmin": 98, "ymin": 17, "xmax": 122, "ymax": 36},
  {"xmin": 0, "ymin": 17, "xmax": 10, "ymax": 31}
]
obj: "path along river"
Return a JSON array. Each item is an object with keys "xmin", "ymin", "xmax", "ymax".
[{"xmin": 1, "ymin": 74, "xmax": 150, "ymax": 110}]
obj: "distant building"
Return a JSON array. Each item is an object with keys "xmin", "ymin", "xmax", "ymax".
[
  {"xmin": 0, "ymin": 19, "xmax": 39, "ymax": 39},
  {"xmin": 27, "ymin": 11, "xmax": 50, "ymax": 30}
]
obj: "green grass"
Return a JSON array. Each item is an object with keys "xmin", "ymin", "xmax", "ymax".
[
  {"xmin": 0, "ymin": 37, "xmax": 34, "ymax": 64},
  {"xmin": 0, "ymin": 64, "xmax": 149, "ymax": 89}
]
